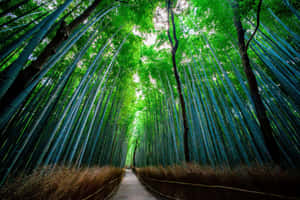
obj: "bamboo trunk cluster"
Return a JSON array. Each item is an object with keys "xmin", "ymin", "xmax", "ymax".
[{"xmin": 0, "ymin": 0, "xmax": 103, "ymax": 110}]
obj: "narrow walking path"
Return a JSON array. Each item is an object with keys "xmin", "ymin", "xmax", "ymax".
[{"xmin": 111, "ymin": 169, "xmax": 157, "ymax": 200}]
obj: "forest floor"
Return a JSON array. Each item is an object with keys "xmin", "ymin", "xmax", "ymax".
[{"xmin": 111, "ymin": 169, "xmax": 157, "ymax": 200}]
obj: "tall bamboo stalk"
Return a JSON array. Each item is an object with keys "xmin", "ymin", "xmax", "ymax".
[
  {"xmin": 167, "ymin": 0, "xmax": 190, "ymax": 162},
  {"xmin": 231, "ymin": 0, "xmax": 281, "ymax": 164}
]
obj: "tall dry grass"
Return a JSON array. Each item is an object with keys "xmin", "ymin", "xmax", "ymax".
[
  {"xmin": 136, "ymin": 164, "xmax": 300, "ymax": 200},
  {"xmin": 0, "ymin": 166, "xmax": 124, "ymax": 200}
]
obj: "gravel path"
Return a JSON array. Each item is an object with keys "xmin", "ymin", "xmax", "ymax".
[{"xmin": 111, "ymin": 169, "xmax": 157, "ymax": 200}]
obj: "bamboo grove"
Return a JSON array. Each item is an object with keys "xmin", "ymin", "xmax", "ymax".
[{"xmin": 0, "ymin": 0, "xmax": 299, "ymax": 186}]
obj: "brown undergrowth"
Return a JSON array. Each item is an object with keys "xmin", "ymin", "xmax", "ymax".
[
  {"xmin": 0, "ymin": 166, "xmax": 124, "ymax": 200},
  {"xmin": 135, "ymin": 164, "xmax": 300, "ymax": 200}
]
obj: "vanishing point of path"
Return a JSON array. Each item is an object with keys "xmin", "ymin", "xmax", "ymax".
[{"xmin": 111, "ymin": 169, "xmax": 157, "ymax": 200}]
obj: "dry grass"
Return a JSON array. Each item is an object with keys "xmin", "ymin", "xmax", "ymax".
[
  {"xmin": 136, "ymin": 164, "xmax": 300, "ymax": 200},
  {"xmin": 0, "ymin": 166, "xmax": 124, "ymax": 200}
]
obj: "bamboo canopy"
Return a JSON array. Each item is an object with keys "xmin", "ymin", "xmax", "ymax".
[{"xmin": 0, "ymin": 0, "xmax": 299, "ymax": 186}]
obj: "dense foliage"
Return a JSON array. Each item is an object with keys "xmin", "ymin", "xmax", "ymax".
[{"xmin": 0, "ymin": 0, "xmax": 299, "ymax": 185}]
